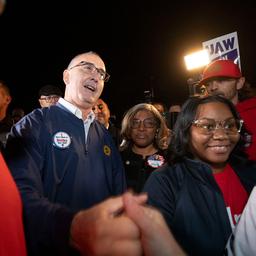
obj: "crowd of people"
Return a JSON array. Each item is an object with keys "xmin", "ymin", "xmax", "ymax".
[{"xmin": 0, "ymin": 52, "xmax": 256, "ymax": 256}]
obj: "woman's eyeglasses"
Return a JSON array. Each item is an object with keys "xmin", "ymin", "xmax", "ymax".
[
  {"xmin": 192, "ymin": 118, "xmax": 244, "ymax": 135},
  {"xmin": 131, "ymin": 118, "xmax": 157, "ymax": 129}
]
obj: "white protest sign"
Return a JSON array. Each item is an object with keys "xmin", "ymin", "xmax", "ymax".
[{"xmin": 202, "ymin": 32, "xmax": 241, "ymax": 70}]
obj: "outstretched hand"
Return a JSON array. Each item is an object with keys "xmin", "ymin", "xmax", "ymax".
[
  {"xmin": 123, "ymin": 192, "xmax": 186, "ymax": 256},
  {"xmin": 70, "ymin": 193, "xmax": 147, "ymax": 256}
]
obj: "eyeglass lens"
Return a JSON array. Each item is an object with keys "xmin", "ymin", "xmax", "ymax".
[
  {"xmin": 40, "ymin": 96, "xmax": 60, "ymax": 102},
  {"xmin": 69, "ymin": 61, "xmax": 110, "ymax": 82},
  {"xmin": 193, "ymin": 118, "xmax": 242, "ymax": 134},
  {"xmin": 131, "ymin": 118, "xmax": 156, "ymax": 129}
]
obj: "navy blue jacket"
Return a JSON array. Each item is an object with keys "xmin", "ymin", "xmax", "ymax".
[
  {"xmin": 4, "ymin": 103, "xmax": 126, "ymax": 256},
  {"xmin": 143, "ymin": 155, "xmax": 256, "ymax": 256}
]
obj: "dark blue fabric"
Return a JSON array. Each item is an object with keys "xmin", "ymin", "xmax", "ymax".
[
  {"xmin": 143, "ymin": 156, "xmax": 256, "ymax": 256},
  {"xmin": 4, "ymin": 103, "xmax": 126, "ymax": 256}
]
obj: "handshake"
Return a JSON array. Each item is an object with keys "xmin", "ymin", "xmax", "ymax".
[{"xmin": 70, "ymin": 192, "xmax": 186, "ymax": 256}]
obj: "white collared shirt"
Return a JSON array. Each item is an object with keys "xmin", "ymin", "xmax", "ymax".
[{"xmin": 58, "ymin": 98, "xmax": 95, "ymax": 141}]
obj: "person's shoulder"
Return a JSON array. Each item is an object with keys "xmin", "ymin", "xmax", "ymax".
[
  {"xmin": 36, "ymin": 104, "xmax": 69, "ymax": 119},
  {"xmin": 148, "ymin": 162, "xmax": 183, "ymax": 180},
  {"xmin": 119, "ymin": 145, "xmax": 132, "ymax": 155},
  {"xmin": 18, "ymin": 107, "xmax": 43, "ymax": 122},
  {"xmin": 17, "ymin": 106, "xmax": 63, "ymax": 127},
  {"xmin": 143, "ymin": 163, "xmax": 185, "ymax": 197},
  {"xmin": 92, "ymin": 120, "xmax": 117, "ymax": 142},
  {"xmin": 237, "ymin": 96, "xmax": 256, "ymax": 112},
  {"xmin": 93, "ymin": 120, "xmax": 108, "ymax": 133},
  {"xmin": 25, "ymin": 107, "xmax": 57, "ymax": 120}
]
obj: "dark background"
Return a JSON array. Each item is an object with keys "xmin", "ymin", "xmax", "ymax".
[{"xmin": 0, "ymin": 0, "xmax": 256, "ymax": 123}]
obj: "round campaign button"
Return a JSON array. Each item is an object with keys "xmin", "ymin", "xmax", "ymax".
[
  {"xmin": 53, "ymin": 131, "xmax": 71, "ymax": 149},
  {"xmin": 147, "ymin": 154, "xmax": 165, "ymax": 168}
]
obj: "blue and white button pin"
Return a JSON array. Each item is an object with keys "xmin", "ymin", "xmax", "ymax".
[{"xmin": 53, "ymin": 132, "xmax": 71, "ymax": 149}]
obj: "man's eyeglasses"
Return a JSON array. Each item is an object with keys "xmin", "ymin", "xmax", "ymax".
[
  {"xmin": 192, "ymin": 118, "xmax": 244, "ymax": 135},
  {"xmin": 68, "ymin": 61, "xmax": 110, "ymax": 82},
  {"xmin": 39, "ymin": 95, "xmax": 60, "ymax": 103},
  {"xmin": 131, "ymin": 118, "xmax": 157, "ymax": 129}
]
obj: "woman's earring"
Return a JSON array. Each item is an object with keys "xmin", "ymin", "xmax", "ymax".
[{"xmin": 155, "ymin": 129, "xmax": 159, "ymax": 138}]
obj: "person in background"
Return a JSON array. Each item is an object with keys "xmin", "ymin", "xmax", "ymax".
[
  {"xmin": 143, "ymin": 95, "xmax": 256, "ymax": 255},
  {"xmin": 120, "ymin": 103, "xmax": 170, "ymax": 193},
  {"xmin": 166, "ymin": 104, "xmax": 181, "ymax": 129},
  {"xmin": 0, "ymin": 152, "xmax": 27, "ymax": 256},
  {"xmin": 225, "ymin": 186, "xmax": 256, "ymax": 256},
  {"xmin": 11, "ymin": 107, "xmax": 25, "ymax": 124},
  {"xmin": 38, "ymin": 84, "xmax": 63, "ymax": 108},
  {"xmin": 0, "ymin": 80, "xmax": 13, "ymax": 148},
  {"xmin": 93, "ymin": 98, "xmax": 121, "ymax": 146},
  {"xmin": 199, "ymin": 59, "xmax": 256, "ymax": 160},
  {"xmin": 4, "ymin": 51, "xmax": 126, "ymax": 256},
  {"xmin": 152, "ymin": 101, "xmax": 166, "ymax": 116}
]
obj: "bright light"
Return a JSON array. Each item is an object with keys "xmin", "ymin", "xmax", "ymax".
[{"xmin": 184, "ymin": 49, "xmax": 210, "ymax": 70}]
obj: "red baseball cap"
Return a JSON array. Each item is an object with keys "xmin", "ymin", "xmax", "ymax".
[{"xmin": 199, "ymin": 59, "xmax": 242, "ymax": 85}]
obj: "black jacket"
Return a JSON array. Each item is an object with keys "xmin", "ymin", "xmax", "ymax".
[
  {"xmin": 120, "ymin": 146, "xmax": 167, "ymax": 193},
  {"xmin": 143, "ymin": 155, "xmax": 256, "ymax": 256}
]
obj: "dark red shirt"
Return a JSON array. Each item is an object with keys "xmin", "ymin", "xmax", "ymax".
[{"xmin": 214, "ymin": 164, "xmax": 248, "ymax": 228}]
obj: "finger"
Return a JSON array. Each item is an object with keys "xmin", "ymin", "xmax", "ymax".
[
  {"xmin": 123, "ymin": 192, "xmax": 146, "ymax": 222},
  {"xmin": 124, "ymin": 193, "xmax": 162, "ymax": 229},
  {"xmin": 123, "ymin": 191, "xmax": 148, "ymax": 205},
  {"xmin": 134, "ymin": 193, "xmax": 148, "ymax": 204},
  {"xmin": 99, "ymin": 195, "xmax": 124, "ymax": 217}
]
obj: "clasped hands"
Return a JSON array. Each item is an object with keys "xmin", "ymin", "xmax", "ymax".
[{"xmin": 70, "ymin": 191, "xmax": 185, "ymax": 256}]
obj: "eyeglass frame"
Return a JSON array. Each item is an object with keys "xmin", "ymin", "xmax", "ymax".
[
  {"xmin": 131, "ymin": 118, "xmax": 158, "ymax": 129},
  {"xmin": 68, "ymin": 61, "xmax": 110, "ymax": 82},
  {"xmin": 191, "ymin": 117, "xmax": 244, "ymax": 135},
  {"xmin": 39, "ymin": 95, "xmax": 60, "ymax": 103}
]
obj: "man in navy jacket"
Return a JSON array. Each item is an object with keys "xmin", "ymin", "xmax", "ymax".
[{"xmin": 4, "ymin": 51, "xmax": 126, "ymax": 256}]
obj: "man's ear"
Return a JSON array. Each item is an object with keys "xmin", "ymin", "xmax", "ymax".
[
  {"xmin": 236, "ymin": 77, "xmax": 245, "ymax": 90},
  {"xmin": 6, "ymin": 95, "xmax": 11, "ymax": 105},
  {"xmin": 63, "ymin": 70, "xmax": 70, "ymax": 85}
]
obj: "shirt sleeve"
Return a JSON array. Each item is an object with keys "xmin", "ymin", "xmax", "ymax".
[{"xmin": 225, "ymin": 186, "xmax": 256, "ymax": 255}]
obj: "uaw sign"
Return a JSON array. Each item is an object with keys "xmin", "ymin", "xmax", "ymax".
[{"xmin": 202, "ymin": 32, "xmax": 241, "ymax": 70}]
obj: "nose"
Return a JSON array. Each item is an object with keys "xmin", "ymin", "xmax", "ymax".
[
  {"xmin": 138, "ymin": 122, "xmax": 146, "ymax": 130},
  {"xmin": 207, "ymin": 80, "xmax": 219, "ymax": 92},
  {"xmin": 212, "ymin": 127, "xmax": 229, "ymax": 140}
]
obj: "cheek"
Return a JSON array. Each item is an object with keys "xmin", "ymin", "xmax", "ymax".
[
  {"xmin": 230, "ymin": 134, "xmax": 240, "ymax": 146},
  {"xmin": 97, "ymin": 83, "xmax": 104, "ymax": 94},
  {"xmin": 130, "ymin": 130, "xmax": 136, "ymax": 140},
  {"xmin": 190, "ymin": 132, "xmax": 208, "ymax": 152}
]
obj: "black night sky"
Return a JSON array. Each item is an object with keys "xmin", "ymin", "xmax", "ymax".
[{"xmin": 1, "ymin": 0, "xmax": 256, "ymax": 122}]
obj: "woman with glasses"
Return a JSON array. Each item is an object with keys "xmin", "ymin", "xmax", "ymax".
[
  {"xmin": 120, "ymin": 103, "xmax": 170, "ymax": 193},
  {"xmin": 143, "ymin": 95, "xmax": 256, "ymax": 256}
]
